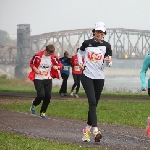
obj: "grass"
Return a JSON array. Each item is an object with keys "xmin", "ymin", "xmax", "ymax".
[
  {"xmin": 0, "ymin": 77, "xmax": 147, "ymax": 150},
  {"xmin": 0, "ymin": 78, "xmax": 35, "ymax": 93},
  {"xmin": 0, "ymin": 132, "xmax": 108, "ymax": 150},
  {"xmin": 1, "ymin": 99, "xmax": 150, "ymax": 128},
  {"xmin": 0, "ymin": 77, "xmax": 149, "ymax": 127},
  {"xmin": 0, "ymin": 77, "xmax": 149, "ymax": 98}
]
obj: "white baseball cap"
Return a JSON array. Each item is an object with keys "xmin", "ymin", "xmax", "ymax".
[{"xmin": 94, "ymin": 22, "xmax": 106, "ymax": 32}]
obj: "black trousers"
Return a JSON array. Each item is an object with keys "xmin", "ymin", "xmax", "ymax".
[
  {"xmin": 148, "ymin": 88, "xmax": 150, "ymax": 97},
  {"xmin": 71, "ymin": 74, "xmax": 81, "ymax": 94},
  {"xmin": 33, "ymin": 79, "xmax": 52, "ymax": 113},
  {"xmin": 81, "ymin": 74, "xmax": 104, "ymax": 127},
  {"xmin": 59, "ymin": 73, "xmax": 69, "ymax": 94}
]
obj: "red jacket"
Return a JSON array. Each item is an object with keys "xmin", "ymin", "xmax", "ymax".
[
  {"xmin": 70, "ymin": 55, "xmax": 82, "ymax": 74},
  {"xmin": 28, "ymin": 50, "xmax": 62, "ymax": 81}
]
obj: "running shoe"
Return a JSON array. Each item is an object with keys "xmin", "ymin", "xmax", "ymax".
[
  {"xmin": 93, "ymin": 130, "xmax": 102, "ymax": 142},
  {"xmin": 30, "ymin": 103, "xmax": 35, "ymax": 114},
  {"xmin": 70, "ymin": 91, "xmax": 74, "ymax": 97},
  {"xmin": 146, "ymin": 117, "xmax": 150, "ymax": 135},
  {"xmin": 64, "ymin": 93, "xmax": 67, "ymax": 96},
  {"xmin": 60, "ymin": 93, "xmax": 64, "ymax": 97},
  {"xmin": 82, "ymin": 128, "xmax": 91, "ymax": 142},
  {"xmin": 74, "ymin": 94, "xmax": 79, "ymax": 98},
  {"xmin": 40, "ymin": 113, "xmax": 46, "ymax": 118}
]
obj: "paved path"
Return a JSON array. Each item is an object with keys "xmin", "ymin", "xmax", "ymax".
[{"xmin": 0, "ymin": 109, "xmax": 150, "ymax": 150}]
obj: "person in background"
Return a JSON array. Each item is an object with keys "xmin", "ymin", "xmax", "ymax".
[
  {"xmin": 77, "ymin": 22, "xmax": 112, "ymax": 142},
  {"xmin": 28, "ymin": 44, "xmax": 62, "ymax": 118},
  {"xmin": 70, "ymin": 48, "xmax": 83, "ymax": 98},
  {"xmin": 59, "ymin": 51, "xmax": 71, "ymax": 96},
  {"xmin": 140, "ymin": 54, "xmax": 150, "ymax": 95}
]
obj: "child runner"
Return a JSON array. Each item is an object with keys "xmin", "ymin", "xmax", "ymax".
[{"xmin": 28, "ymin": 44, "xmax": 62, "ymax": 118}]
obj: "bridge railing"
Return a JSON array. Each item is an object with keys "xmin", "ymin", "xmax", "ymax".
[
  {"xmin": 30, "ymin": 28, "xmax": 150, "ymax": 58},
  {"xmin": 1, "ymin": 27, "xmax": 150, "ymax": 65}
]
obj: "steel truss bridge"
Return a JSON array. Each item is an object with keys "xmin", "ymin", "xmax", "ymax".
[
  {"xmin": 0, "ymin": 27, "xmax": 150, "ymax": 65},
  {"xmin": 30, "ymin": 28, "xmax": 150, "ymax": 58}
]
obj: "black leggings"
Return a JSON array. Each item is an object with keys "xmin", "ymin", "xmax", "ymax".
[
  {"xmin": 33, "ymin": 79, "xmax": 52, "ymax": 113},
  {"xmin": 81, "ymin": 74, "xmax": 104, "ymax": 127},
  {"xmin": 59, "ymin": 73, "xmax": 69, "ymax": 94},
  {"xmin": 71, "ymin": 74, "xmax": 81, "ymax": 94}
]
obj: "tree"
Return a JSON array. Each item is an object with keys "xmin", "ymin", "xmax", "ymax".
[{"xmin": 0, "ymin": 30, "xmax": 11, "ymax": 45}]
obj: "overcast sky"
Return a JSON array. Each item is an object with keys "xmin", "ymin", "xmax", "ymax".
[{"xmin": 0, "ymin": 0, "xmax": 150, "ymax": 35}]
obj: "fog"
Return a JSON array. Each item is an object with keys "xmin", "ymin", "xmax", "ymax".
[
  {"xmin": 0, "ymin": 0, "xmax": 150, "ymax": 92},
  {"xmin": 1, "ymin": 0, "xmax": 150, "ymax": 35}
]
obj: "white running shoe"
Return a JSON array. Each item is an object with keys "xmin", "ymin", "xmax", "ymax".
[
  {"xmin": 82, "ymin": 128, "xmax": 91, "ymax": 142},
  {"xmin": 70, "ymin": 91, "xmax": 74, "ymax": 96},
  {"xmin": 74, "ymin": 94, "xmax": 79, "ymax": 98}
]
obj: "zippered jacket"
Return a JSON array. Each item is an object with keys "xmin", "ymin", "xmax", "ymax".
[
  {"xmin": 70, "ymin": 55, "xmax": 82, "ymax": 74},
  {"xmin": 28, "ymin": 50, "xmax": 62, "ymax": 81}
]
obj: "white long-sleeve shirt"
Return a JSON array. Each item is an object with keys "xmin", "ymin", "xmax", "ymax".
[{"xmin": 77, "ymin": 38, "xmax": 112, "ymax": 79}]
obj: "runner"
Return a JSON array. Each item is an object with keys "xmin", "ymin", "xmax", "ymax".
[
  {"xmin": 28, "ymin": 44, "xmax": 62, "ymax": 118},
  {"xmin": 77, "ymin": 22, "xmax": 112, "ymax": 142},
  {"xmin": 59, "ymin": 51, "xmax": 71, "ymax": 96},
  {"xmin": 140, "ymin": 54, "xmax": 150, "ymax": 95},
  {"xmin": 70, "ymin": 48, "xmax": 82, "ymax": 98}
]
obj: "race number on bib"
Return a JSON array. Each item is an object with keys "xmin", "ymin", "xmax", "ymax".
[
  {"xmin": 63, "ymin": 66, "xmax": 69, "ymax": 71},
  {"xmin": 40, "ymin": 71, "xmax": 48, "ymax": 76},
  {"xmin": 74, "ymin": 66, "xmax": 80, "ymax": 71}
]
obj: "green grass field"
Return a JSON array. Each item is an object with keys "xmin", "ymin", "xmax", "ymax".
[
  {"xmin": 1, "ymin": 99, "xmax": 149, "ymax": 128},
  {"xmin": 0, "ymin": 77, "xmax": 148, "ymax": 98},
  {"xmin": 0, "ymin": 77, "xmax": 149, "ymax": 128},
  {"xmin": 0, "ymin": 77, "xmax": 149, "ymax": 150},
  {"xmin": 0, "ymin": 132, "xmax": 109, "ymax": 150}
]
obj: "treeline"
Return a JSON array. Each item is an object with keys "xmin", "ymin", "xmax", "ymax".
[{"xmin": 0, "ymin": 30, "xmax": 16, "ymax": 45}]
